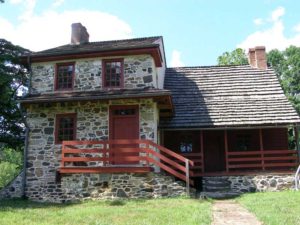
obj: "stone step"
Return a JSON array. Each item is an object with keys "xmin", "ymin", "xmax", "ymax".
[
  {"xmin": 200, "ymin": 191, "xmax": 241, "ymax": 200},
  {"xmin": 203, "ymin": 177, "xmax": 229, "ymax": 181},
  {"xmin": 203, "ymin": 186, "xmax": 231, "ymax": 192},
  {"xmin": 203, "ymin": 180, "xmax": 231, "ymax": 186}
]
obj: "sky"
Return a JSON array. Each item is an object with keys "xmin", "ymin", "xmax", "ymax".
[{"xmin": 1, "ymin": 0, "xmax": 300, "ymax": 67}]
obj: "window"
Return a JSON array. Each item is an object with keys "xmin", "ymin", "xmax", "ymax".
[
  {"xmin": 55, "ymin": 63, "xmax": 75, "ymax": 90},
  {"xmin": 55, "ymin": 114, "xmax": 76, "ymax": 144},
  {"xmin": 103, "ymin": 59, "xmax": 123, "ymax": 88},
  {"xmin": 236, "ymin": 135, "xmax": 251, "ymax": 151},
  {"xmin": 179, "ymin": 135, "xmax": 193, "ymax": 153},
  {"xmin": 113, "ymin": 108, "xmax": 136, "ymax": 116}
]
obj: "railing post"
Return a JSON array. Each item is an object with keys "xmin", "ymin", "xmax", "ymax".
[{"xmin": 185, "ymin": 158, "xmax": 190, "ymax": 196}]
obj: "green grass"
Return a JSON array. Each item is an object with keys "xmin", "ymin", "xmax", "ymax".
[
  {"xmin": 237, "ymin": 191, "xmax": 300, "ymax": 225},
  {"xmin": 0, "ymin": 198, "xmax": 212, "ymax": 225}
]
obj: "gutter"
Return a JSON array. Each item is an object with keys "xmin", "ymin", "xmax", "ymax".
[{"xmin": 20, "ymin": 54, "xmax": 32, "ymax": 198}]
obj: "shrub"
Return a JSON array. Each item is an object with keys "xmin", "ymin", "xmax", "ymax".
[{"xmin": 0, "ymin": 147, "xmax": 22, "ymax": 189}]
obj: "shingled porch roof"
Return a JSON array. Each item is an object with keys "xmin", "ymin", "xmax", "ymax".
[{"xmin": 160, "ymin": 65, "xmax": 300, "ymax": 129}]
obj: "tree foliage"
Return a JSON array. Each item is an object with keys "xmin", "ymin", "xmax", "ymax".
[
  {"xmin": 0, "ymin": 39, "xmax": 30, "ymax": 148},
  {"xmin": 267, "ymin": 46, "xmax": 300, "ymax": 114},
  {"xmin": 0, "ymin": 147, "xmax": 23, "ymax": 188},
  {"xmin": 217, "ymin": 48, "xmax": 248, "ymax": 66}
]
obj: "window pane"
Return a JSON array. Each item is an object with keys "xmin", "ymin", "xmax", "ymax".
[
  {"xmin": 56, "ymin": 64, "xmax": 74, "ymax": 90},
  {"xmin": 104, "ymin": 61, "xmax": 122, "ymax": 87},
  {"xmin": 57, "ymin": 116, "xmax": 75, "ymax": 142}
]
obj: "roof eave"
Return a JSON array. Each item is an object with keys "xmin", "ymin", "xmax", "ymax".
[
  {"xmin": 21, "ymin": 45, "xmax": 163, "ymax": 67},
  {"xmin": 19, "ymin": 91, "xmax": 171, "ymax": 105}
]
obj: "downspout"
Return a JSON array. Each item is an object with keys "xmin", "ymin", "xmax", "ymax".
[{"xmin": 20, "ymin": 54, "xmax": 32, "ymax": 198}]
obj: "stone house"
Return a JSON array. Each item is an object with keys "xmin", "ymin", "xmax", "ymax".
[{"xmin": 1, "ymin": 23, "xmax": 300, "ymax": 202}]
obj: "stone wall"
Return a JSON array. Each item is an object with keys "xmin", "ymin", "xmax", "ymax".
[
  {"xmin": 203, "ymin": 174, "xmax": 295, "ymax": 194},
  {"xmin": 31, "ymin": 55, "xmax": 157, "ymax": 94},
  {"xmin": 25, "ymin": 98, "xmax": 158, "ymax": 202},
  {"xmin": 60, "ymin": 172, "xmax": 187, "ymax": 203},
  {"xmin": 0, "ymin": 170, "xmax": 24, "ymax": 199},
  {"xmin": 228, "ymin": 174, "xmax": 295, "ymax": 192}
]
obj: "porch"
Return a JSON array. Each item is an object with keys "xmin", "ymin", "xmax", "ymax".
[
  {"xmin": 59, "ymin": 127, "xmax": 299, "ymax": 187},
  {"xmin": 162, "ymin": 128, "xmax": 299, "ymax": 177}
]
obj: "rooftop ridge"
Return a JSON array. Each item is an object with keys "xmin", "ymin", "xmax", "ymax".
[
  {"xmin": 87, "ymin": 36, "xmax": 162, "ymax": 45},
  {"xmin": 167, "ymin": 64, "xmax": 252, "ymax": 69}
]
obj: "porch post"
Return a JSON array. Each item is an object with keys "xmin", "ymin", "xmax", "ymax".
[
  {"xmin": 295, "ymin": 126, "xmax": 300, "ymax": 162},
  {"xmin": 185, "ymin": 158, "xmax": 190, "ymax": 196},
  {"xmin": 200, "ymin": 130, "xmax": 204, "ymax": 174},
  {"xmin": 259, "ymin": 129, "xmax": 265, "ymax": 170},
  {"xmin": 224, "ymin": 130, "xmax": 229, "ymax": 172}
]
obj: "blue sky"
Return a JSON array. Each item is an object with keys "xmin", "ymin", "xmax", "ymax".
[{"xmin": 1, "ymin": 0, "xmax": 300, "ymax": 66}]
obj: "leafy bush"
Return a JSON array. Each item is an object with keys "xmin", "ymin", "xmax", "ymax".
[{"xmin": 0, "ymin": 147, "xmax": 23, "ymax": 189}]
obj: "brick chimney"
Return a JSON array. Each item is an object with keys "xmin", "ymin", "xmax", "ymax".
[
  {"xmin": 248, "ymin": 46, "xmax": 267, "ymax": 70},
  {"xmin": 71, "ymin": 23, "xmax": 89, "ymax": 45}
]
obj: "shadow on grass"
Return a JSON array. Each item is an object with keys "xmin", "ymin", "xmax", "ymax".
[{"xmin": 0, "ymin": 197, "xmax": 158, "ymax": 210}]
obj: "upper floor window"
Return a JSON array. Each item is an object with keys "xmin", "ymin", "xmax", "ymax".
[
  {"xmin": 55, "ymin": 63, "xmax": 75, "ymax": 90},
  {"xmin": 103, "ymin": 59, "xmax": 123, "ymax": 88},
  {"xmin": 55, "ymin": 113, "xmax": 76, "ymax": 144}
]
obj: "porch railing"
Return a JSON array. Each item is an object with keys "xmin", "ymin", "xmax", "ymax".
[
  {"xmin": 60, "ymin": 139, "xmax": 194, "ymax": 189},
  {"xmin": 226, "ymin": 149, "xmax": 298, "ymax": 172}
]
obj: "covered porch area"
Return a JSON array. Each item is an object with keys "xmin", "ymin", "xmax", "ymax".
[{"xmin": 162, "ymin": 127, "xmax": 299, "ymax": 178}]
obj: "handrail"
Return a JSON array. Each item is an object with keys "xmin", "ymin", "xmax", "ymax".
[
  {"xmin": 295, "ymin": 164, "xmax": 300, "ymax": 190},
  {"xmin": 61, "ymin": 139, "xmax": 194, "ymax": 192}
]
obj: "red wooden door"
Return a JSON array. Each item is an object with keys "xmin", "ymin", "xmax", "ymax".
[
  {"xmin": 109, "ymin": 105, "xmax": 139, "ymax": 164},
  {"xmin": 203, "ymin": 131, "xmax": 226, "ymax": 172}
]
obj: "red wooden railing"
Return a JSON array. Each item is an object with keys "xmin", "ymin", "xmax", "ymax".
[
  {"xmin": 60, "ymin": 139, "xmax": 194, "ymax": 189},
  {"xmin": 227, "ymin": 149, "xmax": 298, "ymax": 171}
]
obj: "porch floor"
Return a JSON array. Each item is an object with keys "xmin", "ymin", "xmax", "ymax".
[{"xmin": 60, "ymin": 166, "xmax": 153, "ymax": 174}]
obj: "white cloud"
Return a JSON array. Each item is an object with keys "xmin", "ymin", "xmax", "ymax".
[
  {"xmin": 52, "ymin": 0, "xmax": 64, "ymax": 8},
  {"xmin": 253, "ymin": 18, "xmax": 263, "ymax": 26},
  {"xmin": 293, "ymin": 23, "xmax": 300, "ymax": 32},
  {"xmin": 271, "ymin": 6, "xmax": 285, "ymax": 22},
  {"xmin": 238, "ymin": 7, "xmax": 300, "ymax": 51},
  {"xmin": 0, "ymin": 9, "xmax": 133, "ymax": 51},
  {"xmin": 19, "ymin": 0, "xmax": 37, "ymax": 21},
  {"xmin": 9, "ymin": 0, "xmax": 23, "ymax": 4},
  {"xmin": 169, "ymin": 50, "xmax": 185, "ymax": 67}
]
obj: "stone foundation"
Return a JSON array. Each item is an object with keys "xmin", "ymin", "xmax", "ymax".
[
  {"xmin": 0, "ymin": 170, "xmax": 24, "ymax": 199},
  {"xmin": 26, "ymin": 172, "xmax": 188, "ymax": 203},
  {"xmin": 203, "ymin": 173, "xmax": 295, "ymax": 194}
]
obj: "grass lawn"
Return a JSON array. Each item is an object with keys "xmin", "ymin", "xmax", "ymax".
[
  {"xmin": 237, "ymin": 191, "xmax": 300, "ymax": 225},
  {"xmin": 0, "ymin": 197, "xmax": 212, "ymax": 225}
]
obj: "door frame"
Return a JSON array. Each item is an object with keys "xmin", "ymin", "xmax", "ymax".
[{"xmin": 109, "ymin": 105, "xmax": 140, "ymax": 140}]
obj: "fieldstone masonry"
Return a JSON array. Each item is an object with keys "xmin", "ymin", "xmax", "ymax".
[
  {"xmin": 24, "ymin": 98, "xmax": 157, "ymax": 202},
  {"xmin": 31, "ymin": 55, "xmax": 156, "ymax": 94},
  {"xmin": 228, "ymin": 174, "xmax": 295, "ymax": 192},
  {"xmin": 60, "ymin": 172, "xmax": 187, "ymax": 202},
  {"xmin": 203, "ymin": 174, "xmax": 295, "ymax": 194}
]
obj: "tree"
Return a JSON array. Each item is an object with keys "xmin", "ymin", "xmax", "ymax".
[
  {"xmin": 217, "ymin": 48, "xmax": 248, "ymax": 66},
  {"xmin": 0, "ymin": 39, "xmax": 30, "ymax": 148},
  {"xmin": 267, "ymin": 46, "xmax": 300, "ymax": 114}
]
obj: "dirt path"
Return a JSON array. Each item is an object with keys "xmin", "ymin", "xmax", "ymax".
[{"xmin": 212, "ymin": 200, "xmax": 262, "ymax": 225}]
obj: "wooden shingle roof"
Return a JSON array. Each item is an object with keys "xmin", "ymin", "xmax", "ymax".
[
  {"xmin": 160, "ymin": 65, "xmax": 300, "ymax": 128},
  {"xmin": 29, "ymin": 36, "xmax": 162, "ymax": 57}
]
